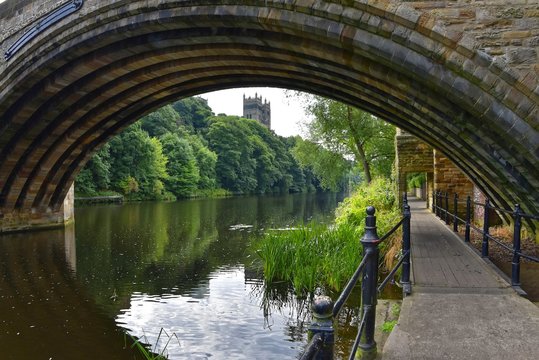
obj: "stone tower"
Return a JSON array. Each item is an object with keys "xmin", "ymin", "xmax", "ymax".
[{"xmin": 243, "ymin": 93, "xmax": 271, "ymax": 129}]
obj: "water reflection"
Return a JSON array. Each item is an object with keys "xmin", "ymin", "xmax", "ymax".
[
  {"xmin": 117, "ymin": 266, "xmax": 308, "ymax": 359},
  {"xmin": 0, "ymin": 225, "xmax": 133, "ymax": 359},
  {"xmin": 1, "ymin": 193, "xmax": 351, "ymax": 358}
]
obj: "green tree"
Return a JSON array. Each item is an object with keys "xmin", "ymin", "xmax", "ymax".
[
  {"xmin": 140, "ymin": 105, "xmax": 180, "ymax": 138},
  {"xmin": 301, "ymin": 95, "xmax": 395, "ymax": 183},
  {"xmin": 188, "ymin": 135, "xmax": 218, "ymax": 190},
  {"xmin": 292, "ymin": 138, "xmax": 350, "ymax": 191},
  {"xmin": 172, "ymin": 97, "xmax": 213, "ymax": 132},
  {"xmin": 207, "ymin": 116, "xmax": 257, "ymax": 193},
  {"xmin": 160, "ymin": 132, "xmax": 200, "ymax": 197},
  {"xmin": 75, "ymin": 144, "xmax": 111, "ymax": 196},
  {"xmin": 108, "ymin": 123, "xmax": 168, "ymax": 200}
]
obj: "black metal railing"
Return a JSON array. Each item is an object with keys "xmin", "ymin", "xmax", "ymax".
[
  {"xmin": 300, "ymin": 195, "xmax": 411, "ymax": 360},
  {"xmin": 432, "ymin": 190, "xmax": 539, "ymax": 288}
]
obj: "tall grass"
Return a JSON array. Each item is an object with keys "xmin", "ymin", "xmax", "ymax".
[{"xmin": 255, "ymin": 178, "xmax": 402, "ymax": 294}]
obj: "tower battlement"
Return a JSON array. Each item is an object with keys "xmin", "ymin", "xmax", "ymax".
[{"xmin": 243, "ymin": 93, "xmax": 271, "ymax": 129}]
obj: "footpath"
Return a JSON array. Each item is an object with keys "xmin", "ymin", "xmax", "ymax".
[{"xmin": 382, "ymin": 199, "xmax": 539, "ymax": 359}]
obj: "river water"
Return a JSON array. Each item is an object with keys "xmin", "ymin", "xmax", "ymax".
[{"xmin": 1, "ymin": 193, "xmax": 386, "ymax": 359}]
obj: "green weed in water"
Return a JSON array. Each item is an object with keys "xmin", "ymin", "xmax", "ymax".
[
  {"xmin": 125, "ymin": 328, "xmax": 180, "ymax": 360},
  {"xmin": 255, "ymin": 178, "xmax": 402, "ymax": 294}
]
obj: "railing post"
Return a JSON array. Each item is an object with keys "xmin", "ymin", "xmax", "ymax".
[
  {"xmin": 358, "ymin": 206, "xmax": 379, "ymax": 359},
  {"xmin": 307, "ymin": 296, "xmax": 334, "ymax": 359},
  {"xmin": 453, "ymin": 193, "xmax": 458, "ymax": 232},
  {"xmin": 431, "ymin": 190, "xmax": 435, "ymax": 213},
  {"xmin": 511, "ymin": 204, "xmax": 522, "ymax": 287},
  {"xmin": 401, "ymin": 199, "xmax": 412, "ymax": 295},
  {"xmin": 435, "ymin": 191, "xmax": 440, "ymax": 217},
  {"xmin": 482, "ymin": 198, "xmax": 490, "ymax": 258},
  {"xmin": 465, "ymin": 196, "xmax": 471, "ymax": 243},
  {"xmin": 444, "ymin": 192, "xmax": 450, "ymax": 225}
]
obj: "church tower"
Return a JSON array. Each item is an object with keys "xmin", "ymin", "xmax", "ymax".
[{"xmin": 243, "ymin": 93, "xmax": 271, "ymax": 129}]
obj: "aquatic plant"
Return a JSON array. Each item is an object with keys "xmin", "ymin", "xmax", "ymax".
[
  {"xmin": 126, "ymin": 328, "xmax": 180, "ymax": 360},
  {"xmin": 255, "ymin": 178, "xmax": 403, "ymax": 293}
]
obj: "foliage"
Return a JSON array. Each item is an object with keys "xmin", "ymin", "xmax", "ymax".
[
  {"xmin": 297, "ymin": 94, "xmax": 396, "ymax": 183},
  {"xmin": 292, "ymin": 137, "xmax": 350, "ymax": 191},
  {"xmin": 381, "ymin": 320, "xmax": 398, "ymax": 333},
  {"xmin": 407, "ymin": 172, "xmax": 426, "ymax": 189},
  {"xmin": 256, "ymin": 178, "xmax": 402, "ymax": 293},
  {"xmin": 126, "ymin": 328, "xmax": 180, "ymax": 360},
  {"xmin": 140, "ymin": 105, "xmax": 180, "ymax": 138},
  {"xmin": 74, "ymin": 144, "xmax": 111, "ymax": 196},
  {"xmin": 76, "ymin": 96, "xmax": 332, "ymax": 200},
  {"xmin": 108, "ymin": 123, "xmax": 168, "ymax": 200},
  {"xmin": 256, "ymin": 222, "xmax": 361, "ymax": 294},
  {"xmin": 171, "ymin": 97, "xmax": 213, "ymax": 132},
  {"xmin": 160, "ymin": 133, "xmax": 200, "ymax": 198}
]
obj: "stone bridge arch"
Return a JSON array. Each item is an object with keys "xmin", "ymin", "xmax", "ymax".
[{"xmin": 0, "ymin": 0, "xmax": 538, "ymax": 232}]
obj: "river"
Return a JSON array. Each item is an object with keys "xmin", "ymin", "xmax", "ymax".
[{"xmin": 1, "ymin": 192, "xmax": 383, "ymax": 359}]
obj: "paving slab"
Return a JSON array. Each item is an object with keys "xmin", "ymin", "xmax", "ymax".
[{"xmin": 382, "ymin": 199, "xmax": 539, "ymax": 359}]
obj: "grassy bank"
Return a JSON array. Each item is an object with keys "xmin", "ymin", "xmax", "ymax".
[{"xmin": 255, "ymin": 178, "xmax": 402, "ymax": 294}]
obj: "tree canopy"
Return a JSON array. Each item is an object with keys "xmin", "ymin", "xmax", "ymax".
[
  {"xmin": 75, "ymin": 96, "xmax": 343, "ymax": 199},
  {"xmin": 295, "ymin": 94, "xmax": 396, "ymax": 184}
]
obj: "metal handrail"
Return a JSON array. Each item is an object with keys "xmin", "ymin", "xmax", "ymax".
[
  {"xmin": 333, "ymin": 255, "xmax": 368, "ymax": 318},
  {"xmin": 300, "ymin": 196, "xmax": 411, "ymax": 359},
  {"xmin": 299, "ymin": 333, "xmax": 324, "ymax": 360},
  {"xmin": 378, "ymin": 216, "xmax": 406, "ymax": 243},
  {"xmin": 347, "ymin": 307, "xmax": 370, "ymax": 360},
  {"xmin": 433, "ymin": 190, "xmax": 539, "ymax": 289},
  {"xmin": 378, "ymin": 249, "xmax": 410, "ymax": 293}
]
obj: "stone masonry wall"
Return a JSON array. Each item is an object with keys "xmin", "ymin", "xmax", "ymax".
[
  {"xmin": 434, "ymin": 149, "xmax": 475, "ymax": 217},
  {"xmin": 407, "ymin": 0, "xmax": 539, "ymax": 77},
  {"xmin": 395, "ymin": 129, "xmax": 434, "ymax": 206}
]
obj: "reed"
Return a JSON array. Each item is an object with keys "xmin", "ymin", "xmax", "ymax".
[
  {"xmin": 126, "ymin": 328, "xmax": 180, "ymax": 360},
  {"xmin": 255, "ymin": 178, "xmax": 402, "ymax": 293}
]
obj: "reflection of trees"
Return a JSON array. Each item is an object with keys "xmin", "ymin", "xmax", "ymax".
[
  {"xmin": 0, "ymin": 228, "xmax": 135, "ymax": 359},
  {"xmin": 73, "ymin": 193, "xmax": 346, "ymax": 326}
]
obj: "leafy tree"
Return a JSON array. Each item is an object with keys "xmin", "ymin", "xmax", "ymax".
[
  {"xmin": 172, "ymin": 97, "xmax": 213, "ymax": 132},
  {"xmin": 301, "ymin": 95, "xmax": 395, "ymax": 183},
  {"xmin": 108, "ymin": 123, "xmax": 168, "ymax": 200},
  {"xmin": 292, "ymin": 138, "xmax": 350, "ymax": 191},
  {"xmin": 160, "ymin": 132, "xmax": 200, "ymax": 197},
  {"xmin": 188, "ymin": 135, "xmax": 218, "ymax": 190},
  {"xmin": 207, "ymin": 116, "xmax": 257, "ymax": 193},
  {"xmin": 140, "ymin": 105, "xmax": 180, "ymax": 137},
  {"xmin": 75, "ymin": 144, "xmax": 111, "ymax": 195}
]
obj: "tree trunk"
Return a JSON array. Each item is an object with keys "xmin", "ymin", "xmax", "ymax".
[{"xmin": 346, "ymin": 106, "xmax": 372, "ymax": 183}]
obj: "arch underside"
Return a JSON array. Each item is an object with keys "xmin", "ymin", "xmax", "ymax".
[{"xmin": 0, "ymin": 1, "xmax": 537, "ymax": 222}]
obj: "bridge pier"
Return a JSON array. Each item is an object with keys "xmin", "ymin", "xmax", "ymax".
[{"xmin": 0, "ymin": 184, "xmax": 74, "ymax": 234}]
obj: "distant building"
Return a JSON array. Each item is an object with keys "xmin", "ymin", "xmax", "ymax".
[{"xmin": 243, "ymin": 93, "xmax": 271, "ymax": 129}]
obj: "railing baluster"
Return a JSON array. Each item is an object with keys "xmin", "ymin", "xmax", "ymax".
[
  {"xmin": 358, "ymin": 206, "xmax": 379, "ymax": 359},
  {"xmin": 438, "ymin": 191, "xmax": 442, "ymax": 218},
  {"xmin": 401, "ymin": 199, "xmax": 412, "ymax": 295},
  {"xmin": 432, "ymin": 190, "xmax": 436, "ymax": 213},
  {"xmin": 465, "ymin": 196, "xmax": 471, "ymax": 242},
  {"xmin": 444, "ymin": 192, "xmax": 450, "ymax": 225},
  {"xmin": 453, "ymin": 193, "xmax": 458, "ymax": 232},
  {"xmin": 482, "ymin": 198, "xmax": 490, "ymax": 258},
  {"xmin": 511, "ymin": 204, "xmax": 522, "ymax": 287}
]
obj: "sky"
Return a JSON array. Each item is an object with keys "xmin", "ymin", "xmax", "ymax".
[{"xmin": 200, "ymin": 87, "xmax": 309, "ymax": 137}]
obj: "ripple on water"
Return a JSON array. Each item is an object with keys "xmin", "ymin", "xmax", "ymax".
[{"xmin": 116, "ymin": 266, "xmax": 308, "ymax": 359}]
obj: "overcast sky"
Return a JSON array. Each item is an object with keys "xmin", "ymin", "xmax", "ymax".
[{"xmin": 200, "ymin": 87, "xmax": 309, "ymax": 137}]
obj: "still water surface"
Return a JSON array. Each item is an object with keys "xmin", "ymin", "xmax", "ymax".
[{"xmin": 0, "ymin": 193, "xmax": 369, "ymax": 359}]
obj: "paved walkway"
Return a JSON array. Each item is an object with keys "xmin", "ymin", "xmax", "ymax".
[{"xmin": 382, "ymin": 199, "xmax": 539, "ymax": 359}]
